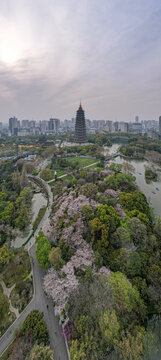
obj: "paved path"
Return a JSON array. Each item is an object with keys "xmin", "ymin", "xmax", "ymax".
[
  {"xmin": 0, "ymin": 281, "xmax": 19, "ymax": 318},
  {"xmin": 0, "ymin": 174, "xmax": 68, "ymax": 360}
]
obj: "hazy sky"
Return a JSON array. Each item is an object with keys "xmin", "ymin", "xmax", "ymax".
[{"xmin": 0, "ymin": 0, "xmax": 161, "ymax": 122}]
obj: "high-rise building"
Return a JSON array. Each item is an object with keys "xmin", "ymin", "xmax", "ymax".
[
  {"xmin": 75, "ymin": 103, "xmax": 86, "ymax": 143},
  {"xmin": 21, "ymin": 120, "xmax": 29, "ymax": 128},
  {"xmin": 48, "ymin": 118, "xmax": 60, "ymax": 133},
  {"xmin": 135, "ymin": 115, "xmax": 139, "ymax": 123},
  {"xmin": 9, "ymin": 116, "xmax": 18, "ymax": 135},
  {"xmin": 159, "ymin": 116, "xmax": 161, "ymax": 135}
]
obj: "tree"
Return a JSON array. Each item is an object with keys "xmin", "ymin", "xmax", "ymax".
[
  {"xmin": 28, "ymin": 343, "xmax": 54, "ymax": 360},
  {"xmin": 108, "ymin": 272, "xmax": 147, "ymax": 324},
  {"xmin": 1, "ymin": 202, "xmax": 14, "ymax": 225},
  {"xmin": 15, "ymin": 187, "xmax": 33, "ymax": 230},
  {"xmin": 114, "ymin": 329, "xmax": 145, "ymax": 360},
  {"xmin": 126, "ymin": 251, "xmax": 148, "ymax": 278},
  {"xmin": 109, "ymin": 163, "xmax": 122, "ymax": 174},
  {"xmin": 40, "ymin": 169, "xmax": 52, "ymax": 181},
  {"xmin": 105, "ymin": 173, "xmax": 135, "ymax": 191},
  {"xmin": 48, "ymin": 247, "xmax": 64, "ymax": 270},
  {"xmin": 36, "ymin": 231, "xmax": 51, "ymax": 269},
  {"xmin": 110, "ymin": 227, "xmax": 131, "ymax": 248},
  {"xmin": 81, "ymin": 205, "xmax": 94, "ymax": 221},
  {"xmin": 15, "ymin": 204, "xmax": 29, "ymax": 230},
  {"xmin": 128, "ymin": 210, "xmax": 149, "ymax": 226},
  {"xmin": 59, "ymin": 238, "xmax": 73, "ymax": 262},
  {"xmin": 23, "ymin": 310, "xmax": 49, "ymax": 345},
  {"xmin": 96, "ymin": 205, "xmax": 120, "ymax": 231},
  {"xmin": 70, "ymin": 340, "xmax": 86, "ymax": 360},
  {"xmin": 20, "ymin": 166, "xmax": 28, "ymax": 188},
  {"xmin": 122, "ymin": 162, "xmax": 135, "ymax": 174},
  {"xmin": 100, "ymin": 309, "xmax": 120, "ymax": 348},
  {"xmin": 0, "ymin": 243, "xmax": 12, "ymax": 266},
  {"xmin": 0, "ymin": 293, "xmax": 10, "ymax": 322},
  {"xmin": 119, "ymin": 191, "xmax": 149, "ymax": 215},
  {"xmin": 90, "ymin": 218, "xmax": 109, "ymax": 258},
  {"xmin": 127, "ymin": 218, "xmax": 147, "ymax": 247},
  {"xmin": 79, "ymin": 183, "xmax": 98, "ymax": 199}
]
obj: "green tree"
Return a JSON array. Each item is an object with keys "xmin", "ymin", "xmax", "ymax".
[
  {"xmin": 28, "ymin": 343, "xmax": 53, "ymax": 360},
  {"xmin": 90, "ymin": 218, "xmax": 109, "ymax": 258},
  {"xmin": 0, "ymin": 243, "xmax": 12, "ymax": 266},
  {"xmin": 96, "ymin": 204, "xmax": 120, "ymax": 230},
  {"xmin": 127, "ymin": 218, "xmax": 147, "ymax": 247},
  {"xmin": 0, "ymin": 293, "xmax": 10, "ymax": 322},
  {"xmin": 15, "ymin": 204, "xmax": 30, "ymax": 230},
  {"xmin": 70, "ymin": 340, "xmax": 86, "ymax": 360},
  {"xmin": 81, "ymin": 205, "xmax": 94, "ymax": 221},
  {"xmin": 100, "ymin": 309, "xmax": 120, "ymax": 348},
  {"xmin": 36, "ymin": 231, "xmax": 51, "ymax": 269},
  {"xmin": 114, "ymin": 329, "xmax": 145, "ymax": 360},
  {"xmin": 79, "ymin": 183, "xmax": 98, "ymax": 199},
  {"xmin": 23, "ymin": 310, "xmax": 49, "ymax": 345},
  {"xmin": 128, "ymin": 210, "xmax": 149, "ymax": 226},
  {"xmin": 48, "ymin": 247, "xmax": 64, "ymax": 270},
  {"xmin": 108, "ymin": 272, "xmax": 147, "ymax": 324},
  {"xmin": 59, "ymin": 238, "xmax": 73, "ymax": 262},
  {"xmin": 1, "ymin": 202, "xmax": 14, "ymax": 225},
  {"xmin": 40, "ymin": 168, "xmax": 52, "ymax": 181},
  {"xmin": 119, "ymin": 191, "xmax": 149, "ymax": 215},
  {"xmin": 105, "ymin": 173, "xmax": 135, "ymax": 191},
  {"xmin": 109, "ymin": 163, "xmax": 122, "ymax": 174}
]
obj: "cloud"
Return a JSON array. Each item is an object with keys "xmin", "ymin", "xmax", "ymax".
[{"xmin": 0, "ymin": 0, "xmax": 161, "ymax": 121}]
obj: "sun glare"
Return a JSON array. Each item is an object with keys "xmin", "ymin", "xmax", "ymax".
[{"xmin": 0, "ymin": 42, "xmax": 22, "ymax": 64}]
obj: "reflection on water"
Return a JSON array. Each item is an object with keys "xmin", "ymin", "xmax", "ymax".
[
  {"xmin": 106, "ymin": 144, "xmax": 161, "ymax": 217},
  {"xmin": 12, "ymin": 193, "xmax": 47, "ymax": 248}
]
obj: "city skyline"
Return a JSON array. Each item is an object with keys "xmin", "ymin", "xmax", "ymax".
[{"xmin": 0, "ymin": 0, "xmax": 161, "ymax": 122}]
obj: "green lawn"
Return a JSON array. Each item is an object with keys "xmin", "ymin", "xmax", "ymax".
[
  {"xmin": 50, "ymin": 170, "xmax": 66, "ymax": 177},
  {"xmin": 48, "ymin": 157, "xmax": 98, "ymax": 185},
  {"xmin": 65, "ymin": 156, "xmax": 97, "ymax": 167}
]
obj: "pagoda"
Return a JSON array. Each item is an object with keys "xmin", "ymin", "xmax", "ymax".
[{"xmin": 75, "ymin": 102, "xmax": 86, "ymax": 143}]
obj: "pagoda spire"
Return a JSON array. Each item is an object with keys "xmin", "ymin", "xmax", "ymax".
[{"xmin": 79, "ymin": 101, "xmax": 82, "ymax": 110}]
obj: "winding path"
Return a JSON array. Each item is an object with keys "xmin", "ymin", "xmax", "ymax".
[{"xmin": 0, "ymin": 174, "xmax": 68, "ymax": 360}]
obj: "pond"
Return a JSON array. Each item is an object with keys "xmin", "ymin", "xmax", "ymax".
[
  {"xmin": 105, "ymin": 144, "xmax": 161, "ymax": 217},
  {"xmin": 12, "ymin": 192, "xmax": 47, "ymax": 248}
]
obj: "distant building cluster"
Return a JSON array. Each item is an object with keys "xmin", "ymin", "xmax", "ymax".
[{"xmin": 0, "ymin": 108, "xmax": 160, "ymax": 140}]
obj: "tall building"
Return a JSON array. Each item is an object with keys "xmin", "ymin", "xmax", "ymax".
[
  {"xmin": 48, "ymin": 118, "xmax": 60, "ymax": 133},
  {"xmin": 9, "ymin": 116, "xmax": 18, "ymax": 135},
  {"xmin": 75, "ymin": 103, "xmax": 86, "ymax": 143},
  {"xmin": 159, "ymin": 116, "xmax": 161, "ymax": 135},
  {"xmin": 135, "ymin": 115, "xmax": 139, "ymax": 123}
]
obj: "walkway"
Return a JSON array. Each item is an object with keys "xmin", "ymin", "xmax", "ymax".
[
  {"xmin": 0, "ymin": 174, "xmax": 68, "ymax": 360},
  {"xmin": 0, "ymin": 281, "xmax": 19, "ymax": 318}
]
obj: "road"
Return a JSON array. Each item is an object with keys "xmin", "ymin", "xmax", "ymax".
[{"xmin": 0, "ymin": 173, "xmax": 68, "ymax": 360}]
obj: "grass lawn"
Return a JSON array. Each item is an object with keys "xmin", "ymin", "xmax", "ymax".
[
  {"xmin": 0, "ymin": 248, "xmax": 33, "ymax": 337},
  {"xmin": 0, "ymin": 285, "xmax": 16, "ymax": 338},
  {"xmin": 1, "ymin": 248, "xmax": 31, "ymax": 288},
  {"xmin": 10, "ymin": 278, "xmax": 33, "ymax": 313},
  {"xmin": 50, "ymin": 169, "xmax": 66, "ymax": 178},
  {"xmin": 65, "ymin": 156, "xmax": 97, "ymax": 167},
  {"xmin": 48, "ymin": 156, "xmax": 97, "ymax": 176},
  {"xmin": 49, "ymin": 180, "xmax": 56, "ymax": 187}
]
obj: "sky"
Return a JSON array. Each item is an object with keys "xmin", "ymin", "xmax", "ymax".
[{"xmin": 0, "ymin": 0, "xmax": 161, "ymax": 122}]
